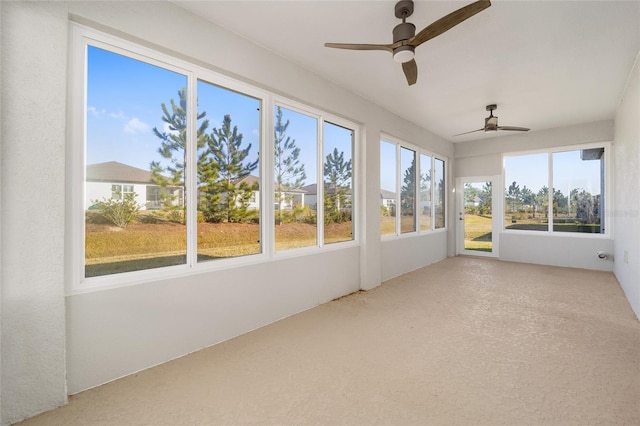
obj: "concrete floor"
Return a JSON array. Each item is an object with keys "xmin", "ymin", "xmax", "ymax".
[{"xmin": 17, "ymin": 257, "xmax": 640, "ymax": 425}]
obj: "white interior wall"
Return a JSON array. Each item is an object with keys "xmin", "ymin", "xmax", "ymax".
[
  {"xmin": 1, "ymin": 2, "xmax": 69, "ymax": 425},
  {"xmin": 613, "ymin": 52, "xmax": 640, "ymax": 319},
  {"xmin": 454, "ymin": 120, "xmax": 615, "ymax": 272},
  {"xmin": 0, "ymin": 2, "xmax": 452, "ymax": 424}
]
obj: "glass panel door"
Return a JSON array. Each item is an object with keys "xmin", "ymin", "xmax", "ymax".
[{"xmin": 457, "ymin": 177, "xmax": 498, "ymax": 257}]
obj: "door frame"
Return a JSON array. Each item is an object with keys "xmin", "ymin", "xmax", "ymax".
[{"xmin": 455, "ymin": 175, "xmax": 501, "ymax": 257}]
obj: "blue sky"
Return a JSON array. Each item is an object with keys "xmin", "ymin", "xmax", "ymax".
[
  {"xmin": 87, "ymin": 46, "xmax": 354, "ymax": 186},
  {"xmin": 505, "ymin": 151, "xmax": 601, "ymax": 196}
]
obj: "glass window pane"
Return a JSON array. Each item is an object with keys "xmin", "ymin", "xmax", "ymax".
[
  {"xmin": 196, "ymin": 80, "xmax": 261, "ymax": 261},
  {"xmin": 419, "ymin": 154, "xmax": 432, "ymax": 231},
  {"xmin": 274, "ymin": 106, "xmax": 317, "ymax": 250},
  {"xmin": 504, "ymin": 153, "xmax": 548, "ymax": 231},
  {"xmin": 400, "ymin": 147, "xmax": 416, "ymax": 233},
  {"xmin": 85, "ymin": 46, "xmax": 187, "ymax": 278},
  {"xmin": 552, "ymin": 149, "xmax": 603, "ymax": 233},
  {"xmin": 434, "ymin": 158, "xmax": 446, "ymax": 229},
  {"xmin": 323, "ymin": 122, "xmax": 354, "ymax": 244},
  {"xmin": 380, "ymin": 141, "xmax": 397, "ymax": 236}
]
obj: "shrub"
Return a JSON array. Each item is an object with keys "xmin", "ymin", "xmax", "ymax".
[{"xmin": 91, "ymin": 193, "xmax": 140, "ymax": 228}]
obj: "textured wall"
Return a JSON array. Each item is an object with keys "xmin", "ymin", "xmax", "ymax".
[
  {"xmin": 613, "ymin": 53, "xmax": 640, "ymax": 320},
  {"xmin": 0, "ymin": 2, "xmax": 68, "ymax": 425}
]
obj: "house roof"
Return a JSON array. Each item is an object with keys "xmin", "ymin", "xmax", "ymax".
[
  {"xmin": 380, "ymin": 189, "xmax": 396, "ymax": 200},
  {"xmin": 301, "ymin": 183, "xmax": 353, "ymax": 196},
  {"xmin": 86, "ymin": 161, "xmax": 153, "ymax": 184},
  {"xmin": 227, "ymin": 175, "xmax": 307, "ymax": 194}
]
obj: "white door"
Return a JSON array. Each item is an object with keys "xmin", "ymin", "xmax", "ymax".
[{"xmin": 456, "ymin": 176, "xmax": 500, "ymax": 257}]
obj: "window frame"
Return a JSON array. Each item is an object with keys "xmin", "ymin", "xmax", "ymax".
[
  {"xmin": 271, "ymin": 98, "xmax": 359, "ymax": 258},
  {"xmin": 68, "ymin": 23, "xmax": 359, "ymax": 294},
  {"xmin": 501, "ymin": 142, "xmax": 611, "ymax": 238},
  {"xmin": 380, "ymin": 134, "xmax": 448, "ymax": 239}
]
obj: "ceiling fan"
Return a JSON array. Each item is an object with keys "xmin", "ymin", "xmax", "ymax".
[
  {"xmin": 324, "ymin": 0, "xmax": 491, "ymax": 86},
  {"xmin": 454, "ymin": 104, "xmax": 530, "ymax": 136}
]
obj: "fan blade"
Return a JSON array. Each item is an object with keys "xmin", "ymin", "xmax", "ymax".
[
  {"xmin": 409, "ymin": 0, "xmax": 491, "ymax": 47},
  {"xmin": 453, "ymin": 128, "xmax": 485, "ymax": 137},
  {"xmin": 402, "ymin": 59, "xmax": 418, "ymax": 85},
  {"xmin": 324, "ymin": 42, "xmax": 394, "ymax": 53},
  {"xmin": 497, "ymin": 126, "xmax": 530, "ymax": 132}
]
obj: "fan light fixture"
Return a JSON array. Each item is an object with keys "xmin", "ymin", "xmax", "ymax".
[
  {"xmin": 393, "ymin": 46, "xmax": 415, "ymax": 63},
  {"xmin": 324, "ymin": 0, "xmax": 492, "ymax": 86}
]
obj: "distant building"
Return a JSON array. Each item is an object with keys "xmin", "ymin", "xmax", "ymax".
[{"xmin": 85, "ymin": 161, "xmax": 183, "ymax": 210}]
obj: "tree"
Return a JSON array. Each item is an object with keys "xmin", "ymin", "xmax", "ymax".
[
  {"xmin": 480, "ymin": 181, "xmax": 492, "ymax": 215},
  {"xmin": 151, "ymin": 88, "xmax": 209, "ymax": 219},
  {"xmin": 553, "ymin": 189, "xmax": 567, "ymax": 217},
  {"xmin": 507, "ymin": 181, "xmax": 521, "ymax": 214},
  {"xmin": 202, "ymin": 114, "xmax": 258, "ymax": 223},
  {"xmin": 464, "ymin": 183, "xmax": 478, "ymax": 214},
  {"xmin": 273, "ymin": 106, "xmax": 306, "ymax": 223},
  {"xmin": 520, "ymin": 186, "xmax": 535, "ymax": 217},
  {"xmin": 400, "ymin": 157, "xmax": 416, "ymax": 216},
  {"xmin": 324, "ymin": 147, "xmax": 352, "ymax": 223},
  {"xmin": 537, "ymin": 186, "xmax": 549, "ymax": 218}
]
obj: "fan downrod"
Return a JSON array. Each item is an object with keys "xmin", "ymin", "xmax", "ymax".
[{"xmin": 395, "ymin": 0, "xmax": 414, "ymax": 19}]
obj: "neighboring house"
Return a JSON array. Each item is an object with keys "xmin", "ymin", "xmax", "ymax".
[
  {"xmin": 465, "ymin": 195, "xmax": 482, "ymax": 207},
  {"xmin": 380, "ymin": 189, "xmax": 396, "ymax": 209},
  {"xmin": 85, "ymin": 161, "xmax": 183, "ymax": 210},
  {"xmin": 210, "ymin": 175, "xmax": 307, "ymax": 211},
  {"xmin": 274, "ymin": 183, "xmax": 306, "ymax": 210},
  {"xmin": 230, "ymin": 175, "xmax": 261, "ymax": 210},
  {"xmin": 301, "ymin": 183, "xmax": 353, "ymax": 210}
]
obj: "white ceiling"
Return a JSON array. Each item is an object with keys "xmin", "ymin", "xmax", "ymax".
[{"xmin": 174, "ymin": 0, "xmax": 640, "ymax": 142}]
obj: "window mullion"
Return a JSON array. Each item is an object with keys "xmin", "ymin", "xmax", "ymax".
[
  {"xmin": 431, "ymin": 156, "xmax": 436, "ymax": 231},
  {"xmin": 317, "ymin": 118, "xmax": 324, "ymax": 247},
  {"xmin": 186, "ymin": 74, "xmax": 198, "ymax": 267},
  {"xmin": 547, "ymin": 152, "xmax": 553, "ymax": 233},
  {"xmin": 395, "ymin": 143, "xmax": 402, "ymax": 236}
]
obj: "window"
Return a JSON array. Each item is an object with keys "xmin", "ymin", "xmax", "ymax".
[
  {"xmin": 274, "ymin": 106, "xmax": 317, "ymax": 250},
  {"xmin": 72, "ymin": 25, "xmax": 358, "ymax": 288},
  {"xmin": 504, "ymin": 146, "xmax": 606, "ymax": 234},
  {"xmin": 380, "ymin": 137, "xmax": 446, "ymax": 237},
  {"xmin": 434, "ymin": 158, "xmax": 446, "ymax": 229},
  {"xmin": 84, "ymin": 45, "xmax": 189, "ymax": 278},
  {"xmin": 323, "ymin": 122, "xmax": 354, "ymax": 244},
  {"xmin": 419, "ymin": 154, "xmax": 432, "ymax": 231},
  {"xmin": 400, "ymin": 147, "xmax": 416, "ymax": 234},
  {"xmin": 380, "ymin": 140, "xmax": 397, "ymax": 236},
  {"xmin": 273, "ymin": 106, "xmax": 357, "ymax": 251},
  {"xmin": 196, "ymin": 79, "xmax": 261, "ymax": 260}
]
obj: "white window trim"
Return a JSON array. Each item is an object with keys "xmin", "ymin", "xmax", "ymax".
[
  {"xmin": 67, "ymin": 23, "xmax": 359, "ymax": 295},
  {"xmin": 501, "ymin": 141, "xmax": 611, "ymax": 238}
]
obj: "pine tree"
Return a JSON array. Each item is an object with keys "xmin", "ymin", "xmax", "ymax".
[
  {"xmin": 151, "ymin": 88, "xmax": 209, "ymax": 219},
  {"xmin": 400, "ymin": 157, "xmax": 416, "ymax": 216},
  {"xmin": 274, "ymin": 106, "xmax": 306, "ymax": 223},
  {"xmin": 203, "ymin": 114, "xmax": 258, "ymax": 223},
  {"xmin": 323, "ymin": 147, "xmax": 352, "ymax": 223}
]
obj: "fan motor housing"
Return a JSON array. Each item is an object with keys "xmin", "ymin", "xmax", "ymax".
[{"xmin": 393, "ymin": 22, "xmax": 416, "ymax": 43}]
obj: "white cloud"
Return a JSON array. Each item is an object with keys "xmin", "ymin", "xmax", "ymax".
[
  {"xmin": 109, "ymin": 111, "xmax": 127, "ymax": 120},
  {"xmin": 124, "ymin": 117, "xmax": 150, "ymax": 134},
  {"xmin": 88, "ymin": 106, "xmax": 107, "ymax": 118}
]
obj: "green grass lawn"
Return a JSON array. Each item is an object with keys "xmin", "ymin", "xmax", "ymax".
[{"xmin": 464, "ymin": 214, "xmax": 492, "ymax": 252}]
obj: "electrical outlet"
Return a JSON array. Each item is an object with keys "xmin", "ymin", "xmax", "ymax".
[{"xmin": 624, "ymin": 250, "xmax": 629, "ymax": 264}]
